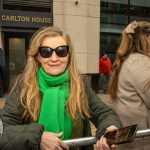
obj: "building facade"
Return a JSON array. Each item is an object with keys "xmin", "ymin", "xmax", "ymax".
[
  {"xmin": 100, "ymin": 0, "xmax": 150, "ymax": 63},
  {"xmin": 98, "ymin": 0, "xmax": 150, "ymax": 91},
  {"xmin": 0, "ymin": 0, "xmax": 150, "ymax": 93},
  {"xmin": 0, "ymin": 0, "xmax": 100, "ymax": 92}
]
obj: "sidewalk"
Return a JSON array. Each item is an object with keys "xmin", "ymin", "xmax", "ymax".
[{"xmin": 98, "ymin": 92, "xmax": 113, "ymax": 107}]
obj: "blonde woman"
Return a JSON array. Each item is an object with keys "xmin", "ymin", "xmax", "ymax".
[
  {"xmin": 0, "ymin": 26, "xmax": 122, "ymax": 150},
  {"xmin": 109, "ymin": 21, "xmax": 150, "ymax": 150}
]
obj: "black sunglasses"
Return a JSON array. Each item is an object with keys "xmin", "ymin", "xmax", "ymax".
[{"xmin": 38, "ymin": 45, "xmax": 69, "ymax": 58}]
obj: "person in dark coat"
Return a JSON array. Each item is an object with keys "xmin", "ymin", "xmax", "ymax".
[
  {"xmin": 0, "ymin": 26, "xmax": 122, "ymax": 150},
  {"xmin": 0, "ymin": 48, "xmax": 6, "ymax": 97}
]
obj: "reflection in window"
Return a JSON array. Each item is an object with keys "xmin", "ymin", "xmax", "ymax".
[
  {"xmin": 101, "ymin": 1, "xmax": 150, "ymax": 18},
  {"xmin": 100, "ymin": 33, "xmax": 121, "ymax": 48},
  {"xmin": 129, "ymin": 5, "xmax": 150, "ymax": 17},
  {"xmin": 100, "ymin": 33, "xmax": 121, "ymax": 63},
  {"xmin": 101, "ymin": 2, "xmax": 128, "ymax": 15}
]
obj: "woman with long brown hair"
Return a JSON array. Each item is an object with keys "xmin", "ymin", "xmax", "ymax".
[
  {"xmin": 0, "ymin": 26, "xmax": 122, "ymax": 150},
  {"xmin": 109, "ymin": 21, "xmax": 150, "ymax": 150}
]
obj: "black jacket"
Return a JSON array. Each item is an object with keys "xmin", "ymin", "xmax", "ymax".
[{"xmin": 0, "ymin": 77, "xmax": 122, "ymax": 150}]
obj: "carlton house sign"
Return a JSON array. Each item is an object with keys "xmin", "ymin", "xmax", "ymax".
[{"xmin": 0, "ymin": 10, "xmax": 53, "ymax": 28}]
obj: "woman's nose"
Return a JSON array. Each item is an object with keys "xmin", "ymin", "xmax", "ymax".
[{"xmin": 50, "ymin": 51, "xmax": 59, "ymax": 61}]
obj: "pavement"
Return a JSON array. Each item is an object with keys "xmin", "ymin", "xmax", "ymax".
[{"xmin": 98, "ymin": 91, "xmax": 113, "ymax": 107}]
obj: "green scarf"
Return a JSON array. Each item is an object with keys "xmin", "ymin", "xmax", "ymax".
[{"xmin": 38, "ymin": 67, "xmax": 73, "ymax": 140}]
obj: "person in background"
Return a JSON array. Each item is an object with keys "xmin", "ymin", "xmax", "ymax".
[
  {"xmin": 99, "ymin": 52, "xmax": 112, "ymax": 93},
  {"xmin": 0, "ymin": 26, "xmax": 122, "ymax": 150},
  {"xmin": 109, "ymin": 21, "xmax": 150, "ymax": 150},
  {"xmin": 0, "ymin": 48, "xmax": 6, "ymax": 98}
]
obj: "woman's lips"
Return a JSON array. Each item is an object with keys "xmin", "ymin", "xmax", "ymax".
[{"xmin": 48, "ymin": 64, "xmax": 60, "ymax": 67}]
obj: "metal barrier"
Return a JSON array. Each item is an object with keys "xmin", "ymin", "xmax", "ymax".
[{"xmin": 63, "ymin": 129, "xmax": 150, "ymax": 147}]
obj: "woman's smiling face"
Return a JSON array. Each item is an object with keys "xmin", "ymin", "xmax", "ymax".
[{"xmin": 38, "ymin": 36, "xmax": 69, "ymax": 76}]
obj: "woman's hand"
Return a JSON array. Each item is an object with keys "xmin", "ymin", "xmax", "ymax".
[
  {"xmin": 40, "ymin": 131, "xmax": 69, "ymax": 150},
  {"xmin": 96, "ymin": 125, "xmax": 118, "ymax": 150}
]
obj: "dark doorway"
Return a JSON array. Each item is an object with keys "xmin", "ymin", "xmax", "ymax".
[{"xmin": 3, "ymin": 32, "xmax": 32, "ymax": 92}]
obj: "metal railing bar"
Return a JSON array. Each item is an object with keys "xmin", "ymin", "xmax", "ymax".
[
  {"xmin": 136, "ymin": 129, "xmax": 150, "ymax": 138},
  {"xmin": 63, "ymin": 136, "xmax": 96, "ymax": 147},
  {"xmin": 63, "ymin": 129, "xmax": 150, "ymax": 147}
]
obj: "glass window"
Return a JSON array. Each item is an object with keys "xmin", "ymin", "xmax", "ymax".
[
  {"xmin": 2, "ymin": 0, "xmax": 52, "ymax": 13},
  {"xmin": 100, "ymin": 0, "xmax": 150, "ymax": 59},
  {"xmin": 101, "ymin": 2, "xmax": 128, "ymax": 15},
  {"xmin": 9, "ymin": 38, "xmax": 26, "ymax": 83},
  {"xmin": 3, "ymin": 5, "xmax": 51, "ymax": 12}
]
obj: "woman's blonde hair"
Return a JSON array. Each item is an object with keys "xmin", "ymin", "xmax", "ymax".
[
  {"xmin": 13, "ymin": 26, "xmax": 90, "ymax": 121},
  {"xmin": 109, "ymin": 21, "xmax": 150, "ymax": 101}
]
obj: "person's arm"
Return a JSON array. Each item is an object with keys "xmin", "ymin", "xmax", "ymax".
[
  {"xmin": 84, "ymin": 81, "xmax": 122, "ymax": 149},
  {"xmin": 88, "ymin": 87, "xmax": 122, "ymax": 138},
  {"xmin": 84, "ymin": 78, "xmax": 122, "ymax": 139},
  {"xmin": 0, "ymin": 79, "xmax": 44, "ymax": 150}
]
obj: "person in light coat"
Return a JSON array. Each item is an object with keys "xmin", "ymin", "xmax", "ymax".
[{"xmin": 109, "ymin": 21, "xmax": 150, "ymax": 150}]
